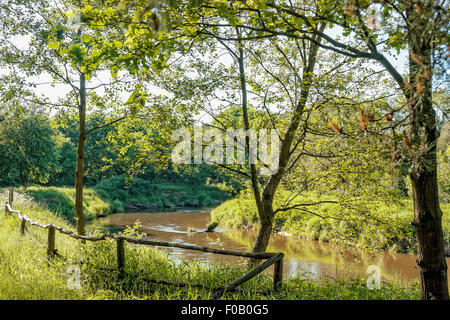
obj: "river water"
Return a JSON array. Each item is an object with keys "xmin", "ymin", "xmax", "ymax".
[{"xmin": 91, "ymin": 208, "xmax": 450, "ymax": 287}]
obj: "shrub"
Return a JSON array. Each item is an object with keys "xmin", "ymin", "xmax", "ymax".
[
  {"xmin": 94, "ymin": 177, "xmax": 231, "ymax": 210},
  {"xmin": 211, "ymin": 190, "xmax": 450, "ymax": 253},
  {"xmin": 24, "ymin": 186, "xmax": 111, "ymax": 221},
  {"xmin": 110, "ymin": 199, "xmax": 124, "ymax": 213}
]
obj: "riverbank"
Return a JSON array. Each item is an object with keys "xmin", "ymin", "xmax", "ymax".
[
  {"xmin": 93, "ymin": 177, "xmax": 231, "ymax": 211},
  {"xmin": 0, "ymin": 190, "xmax": 420, "ymax": 300},
  {"xmin": 25, "ymin": 186, "xmax": 111, "ymax": 221},
  {"xmin": 5, "ymin": 180, "xmax": 230, "ymax": 222},
  {"xmin": 211, "ymin": 192, "xmax": 450, "ymax": 254}
]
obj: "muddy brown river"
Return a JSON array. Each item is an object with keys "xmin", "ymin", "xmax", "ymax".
[{"xmin": 91, "ymin": 208, "xmax": 450, "ymax": 287}]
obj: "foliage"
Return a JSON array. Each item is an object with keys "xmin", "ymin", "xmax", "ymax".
[
  {"xmin": 212, "ymin": 190, "xmax": 450, "ymax": 253},
  {"xmin": 23, "ymin": 186, "xmax": 111, "ymax": 221},
  {"xmin": 0, "ymin": 114, "xmax": 60, "ymax": 188},
  {"xmin": 94, "ymin": 176, "xmax": 231, "ymax": 209},
  {"xmin": 52, "ymin": 116, "xmax": 122, "ymax": 186}
]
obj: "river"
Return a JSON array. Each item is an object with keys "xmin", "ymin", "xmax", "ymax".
[{"xmin": 90, "ymin": 208, "xmax": 450, "ymax": 287}]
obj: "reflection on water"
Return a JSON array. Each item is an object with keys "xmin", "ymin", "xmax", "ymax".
[{"xmin": 90, "ymin": 208, "xmax": 450, "ymax": 286}]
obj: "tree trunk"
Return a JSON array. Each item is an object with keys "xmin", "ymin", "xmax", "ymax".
[
  {"xmin": 20, "ymin": 171, "xmax": 27, "ymax": 190},
  {"xmin": 235, "ymin": 29, "xmax": 265, "ymax": 253},
  {"xmin": 410, "ymin": 100, "xmax": 449, "ymax": 300},
  {"xmin": 236, "ymin": 37, "xmax": 271, "ymax": 254},
  {"xmin": 369, "ymin": 1, "xmax": 448, "ymax": 300},
  {"xmin": 408, "ymin": 69, "xmax": 448, "ymax": 299},
  {"xmin": 411, "ymin": 171, "xmax": 448, "ymax": 299},
  {"xmin": 405, "ymin": 1, "xmax": 448, "ymax": 300},
  {"xmin": 408, "ymin": 51, "xmax": 448, "ymax": 299},
  {"xmin": 75, "ymin": 72, "xmax": 87, "ymax": 236},
  {"xmin": 252, "ymin": 197, "xmax": 275, "ymax": 253},
  {"xmin": 251, "ymin": 24, "xmax": 325, "ymax": 254}
]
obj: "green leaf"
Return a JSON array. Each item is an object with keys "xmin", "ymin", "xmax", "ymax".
[
  {"xmin": 81, "ymin": 34, "xmax": 93, "ymax": 43},
  {"xmin": 47, "ymin": 41, "xmax": 60, "ymax": 50},
  {"xmin": 113, "ymin": 40, "xmax": 123, "ymax": 49}
]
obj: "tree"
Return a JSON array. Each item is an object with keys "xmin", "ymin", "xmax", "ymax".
[
  {"xmin": 0, "ymin": 0, "xmax": 137, "ymax": 235},
  {"xmin": 90, "ymin": 0, "xmax": 404, "ymax": 256},
  {"xmin": 437, "ymin": 121, "xmax": 450, "ymax": 203},
  {"xmin": 63, "ymin": 0, "xmax": 447, "ymax": 298},
  {"xmin": 169, "ymin": 0, "xmax": 449, "ymax": 300},
  {"xmin": 232, "ymin": 26, "xmax": 326, "ymax": 253},
  {"xmin": 144, "ymin": 20, "xmax": 329, "ymax": 253},
  {"xmin": 0, "ymin": 113, "xmax": 60, "ymax": 189},
  {"xmin": 54, "ymin": 115, "xmax": 123, "ymax": 186}
]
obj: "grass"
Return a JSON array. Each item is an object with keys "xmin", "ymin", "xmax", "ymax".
[
  {"xmin": 93, "ymin": 176, "xmax": 231, "ymax": 211},
  {"xmin": 23, "ymin": 186, "xmax": 111, "ymax": 221},
  {"xmin": 4, "ymin": 177, "xmax": 231, "ymax": 224},
  {"xmin": 211, "ymin": 191, "xmax": 450, "ymax": 254},
  {"xmin": 0, "ymin": 190, "xmax": 420, "ymax": 300}
]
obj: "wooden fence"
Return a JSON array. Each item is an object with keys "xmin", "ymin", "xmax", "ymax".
[{"xmin": 3, "ymin": 188, "xmax": 284, "ymax": 299}]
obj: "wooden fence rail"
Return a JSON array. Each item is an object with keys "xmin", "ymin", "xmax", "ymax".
[{"xmin": 4, "ymin": 189, "xmax": 284, "ymax": 299}]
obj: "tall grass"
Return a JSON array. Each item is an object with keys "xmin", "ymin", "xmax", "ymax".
[
  {"xmin": 93, "ymin": 176, "xmax": 231, "ymax": 210},
  {"xmin": 22, "ymin": 186, "xmax": 112, "ymax": 221},
  {"xmin": 0, "ymin": 191, "xmax": 420, "ymax": 300},
  {"xmin": 7, "ymin": 179, "xmax": 230, "ymax": 224}
]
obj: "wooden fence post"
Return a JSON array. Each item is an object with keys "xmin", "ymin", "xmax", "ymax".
[
  {"xmin": 273, "ymin": 254, "xmax": 284, "ymax": 292},
  {"xmin": 47, "ymin": 226, "xmax": 55, "ymax": 258},
  {"xmin": 20, "ymin": 217, "xmax": 26, "ymax": 235},
  {"xmin": 211, "ymin": 253, "xmax": 283, "ymax": 299},
  {"xmin": 8, "ymin": 187, "xmax": 13, "ymax": 206},
  {"xmin": 117, "ymin": 239, "xmax": 125, "ymax": 279}
]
